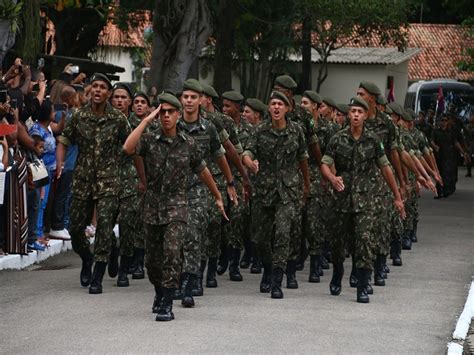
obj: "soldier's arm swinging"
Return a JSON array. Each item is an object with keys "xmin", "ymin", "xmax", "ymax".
[
  {"xmin": 321, "ymin": 163, "xmax": 344, "ymax": 192},
  {"xmin": 216, "ymin": 155, "xmax": 238, "ymax": 206},
  {"xmin": 310, "ymin": 142, "xmax": 322, "ymax": 165},
  {"xmin": 389, "ymin": 149, "xmax": 406, "ymax": 194},
  {"xmin": 133, "ymin": 156, "xmax": 147, "ymax": 192},
  {"xmin": 299, "ymin": 159, "xmax": 311, "ymax": 200},
  {"xmin": 222, "ymin": 139, "xmax": 252, "ymax": 200},
  {"xmin": 198, "ymin": 167, "xmax": 229, "ymax": 221},
  {"xmin": 380, "ymin": 165, "xmax": 406, "ymax": 219}
]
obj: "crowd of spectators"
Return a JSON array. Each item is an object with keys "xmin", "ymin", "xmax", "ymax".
[{"xmin": 0, "ymin": 58, "xmax": 107, "ymax": 257}]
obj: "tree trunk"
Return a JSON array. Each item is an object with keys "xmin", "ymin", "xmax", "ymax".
[
  {"xmin": 298, "ymin": 15, "xmax": 312, "ymax": 93},
  {"xmin": 213, "ymin": 0, "xmax": 236, "ymax": 94},
  {"xmin": 316, "ymin": 48, "xmax": 330, "ymax": 92},
  {"xmin": 148, "ymin": 0, "xmax": 212, "ymax": 93},
  {"xmin": 256, "ymin": 47, "xmax": 272, "ymax": 101},
  {"xmin": 0, "ymin": 20, "xmax": 15, "ymax": 67}
]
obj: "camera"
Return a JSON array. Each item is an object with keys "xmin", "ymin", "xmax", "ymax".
[{"xmin": 70, "ymin": 65, "xmax": 79, "ymax": 74}]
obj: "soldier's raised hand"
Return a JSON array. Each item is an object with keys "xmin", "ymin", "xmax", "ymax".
[{"xmin": 144, "ymin": 105, "xmax": 161, "ymax": 124}]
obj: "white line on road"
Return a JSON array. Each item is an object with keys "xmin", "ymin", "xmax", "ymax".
[{"xmin": 447, "ymin": 280, "xmax": 474, "ymax": 354}]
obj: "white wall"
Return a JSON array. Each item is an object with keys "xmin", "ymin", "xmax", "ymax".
[
  {"xmin": 198, "ymin": 64, "xmax": 242, "ymax": 92},
  {"xmin": 386, "ymin": 61, "xmax": 409, "ymax": 105},
  {"xmin": 94, "ymin": 47, "xmax": 134, "ymax": 83}
]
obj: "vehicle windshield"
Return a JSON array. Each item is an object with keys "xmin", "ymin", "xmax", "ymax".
[{"xmin": 419, "ymin": 86, "xmax": 474, "ymax": 122}]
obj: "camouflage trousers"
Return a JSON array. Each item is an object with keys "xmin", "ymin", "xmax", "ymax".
[
  {"xmin": 372, "ymin": 194, "xmax": 392, "ymax": 256},
  {"xmin": 331, "ymin": 210, "xmax": 377, "ymax": 270},
  {"xmin": 183, "ymin": 200, "xmax": 209, "ymax": 275},
  {"xmin": 70, "ymin": 195, "xmax": 119, "ymax": 263},
  {"xmin": 306, "ymin": 195, "xmax": 326, "ymax": 256},
  {"xmin": 404, "ymin": 187, "xmax": 418, "ymax": 232},
  {"xmin": 252, "ymin": 200, "xmax": 297, "ymax": 270},
  {"xmin": 207, "ymin": 184, "xmax": 230, "ymax": 259},
  {"xmin": 288, "ymin": 207, "xmax": 303, "ymax": 262},
  {"xmin": 144, "ymin": 221, "xmax": 186, "ymax": 289},
  {"xmin": 115, "ymin": 193, "xmax": 141, "ymax": 257}
]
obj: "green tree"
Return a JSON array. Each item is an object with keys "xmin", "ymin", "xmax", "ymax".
[{"xmin": 297, "ymin": 0, "xmax": 417, "ymax": 92}]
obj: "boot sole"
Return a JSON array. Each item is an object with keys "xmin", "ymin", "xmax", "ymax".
[
  {"xmin": 156, "ymin": 313, "xmax": 175, "ymax": 321},
  {"xmin": 89, "ymin": 288, "xmax": 102, "ymax": 294},
  {"xmin": 117, "ymin": 281, "xmax": 130, "ymax": 287},
  {"xmin": 132, "ymin": 274, "xmax": 145, "ymax": 280}
]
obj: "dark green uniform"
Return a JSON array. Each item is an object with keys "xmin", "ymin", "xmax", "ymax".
[
  {"xmin": 58, "ymin": 102, "xmax": 130, "ymax": 263},
  {"xmin": 321, "ymin": 126, "xmax": 390, "ymax": 270},
  {"xmin": 243, "ymin": 120, "xmax": 308, "ymax": 272},
  {"xmin": 137, "ymin": 129, "xmax": 206, "ymax": 289}
]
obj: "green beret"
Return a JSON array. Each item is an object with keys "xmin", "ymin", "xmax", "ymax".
[
  {"xmin": 303, "ymin": 90, "xmax": 322, "ymax": 104},
  {"xmin": 221, "ymin": 90, "xmax": 244, "ymax": 103},
  {"xmin": 158, "ymin": 93, "xmax": 182, "ymax": 110},
  {"xmin": 406, "ymin": 108, "xmax": 416, "ymax": 120},
  {"xmin": 387, "ymin": 102, "xmax": 404, "ymax": 116},
  {"xmin": 348, "ymin": 96, "xmax": 369, "ymax": 111},
  {"xmin": 133, "ymin": 91, "xmax": 151, "ymax": 106},
  {"xmin": 245, "ymin": 98, "xmax": 267, "ymax": 114},
  {"xmin": 201, "ymin": 83, "xmax": 219, "ymax": 99},
  {"xmin": 163, "ymin": 88, "xmax": 177, "ymax": 96},
  {"xmin": 336, "ymin": 103, "xmax": 350, "ymax": 114},
  {"xmin": 376, "ymin": 95, "xmax": 387, "ymax": 105},
  {"xmin": 384, "ymin": 105, "xmax": 393, "ymax": 115},
  {"xmin": 269, "ymin": 91, "xmax": 290, "ymax": 106},
  {"xmin": 112, "ymin": 82, "xmax": 133, "ymax": 98},
  {"xmin": 274, "ymin": 75, "xmax": 297, "ymax": 91},
  {"xmin": 90, "ymin": 73, "xmax": 112, "ymax": 89},
  {"xmin": 322, "ymin": 96, "xmax": 337, "ymax": 109},
  {"xmin": 182, "ymin": 78, "xmax": 203, "ymax": 94},
  {"xmin": 402, "ymin": 110, "xmax": 414, "ymax": 122},
  {"xmin": 359, "ymin": 81, "xmax": 381, "ymax": 96}
]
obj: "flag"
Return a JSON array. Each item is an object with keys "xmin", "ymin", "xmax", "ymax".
[
  {"xmin": 436, "ymin": 85, "xmax": 445, "ymax": 114},
  {"xmin": 387, "ymin": 77, "xmax": 395, "ymax": 103}
]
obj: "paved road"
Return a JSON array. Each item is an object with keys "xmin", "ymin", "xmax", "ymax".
[{"xmin": 1, "ymin": 171, "xmax": 473, "ymax": 354}]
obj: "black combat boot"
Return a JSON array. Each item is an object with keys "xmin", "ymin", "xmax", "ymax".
[
  {"xmin": 229, "ymin": 248, "xmax": 243, "ymax": 281},
  {"xmin": 132, "ymin": 248, "xmax": 145, "ymax": 279},
  {"xmin": 390, "ymin": 240, "xmax": 403, "ymax": 266},
  {"xmin": 156, "ymin": 287, "xmax": 175, "ymax": 321},
  {"xmin": 357, "ymin": 269, "xmax": 370, "ymax": 303},
  {"xmin": 173, "ymin": 273, "xmax": 184, "ymax": 300},
  {"xmin": 349, "ymin": 258, "xmax": 358, "ymax": 288},
  {"xmin": 108, "ymin": 239, "xmax": 119, "ymax": 278},
  {"xmin": 206, "ymin": 257, "xmax": 218, "ymax": 288},
  {"xmin": 89, "ymin": 262, "xmax": 107, "ymax": 294},
  {"xmin": 260, "ymin": 263, "xmax": 272, "ymax": 293},
  {"xmin": 374, "ymin": 255, "xmax": 385, "ymax": 287},
  {"xmin": 411, "ymin": 220, "xmax": 418, "ymax": 243},
  {"xmin": 117, "ymin": 256, "xmax": 131, "ymax": 287},
  {"xmin": 250, "ymin": 258, "xmax": 262, "ymax": 274},
  {"xmin": 329, "ymin": 262, "xmax": 344, "ymax": 296},
  {"xmin": 271, "ymin": 267, "xmax": 284, "ymax": 299},
  {"xmin": 366, "ymin": 272, "xmax": 373, "ymax": 295},
  {"xmin": 383, "ymin": 255, "xmax": 390, "ymax": 276},
  {"xmin": 152, "ymin": 285, "xmax": 162, "ymax": 313},
  {"xmin": 181, "ymin": 273, "xmax": 195, "ymax": 308},
  {"xmin": 192, "ymin": 260, "xmax": 206, "ymax": 296},
  {"xmin": 79, "ymin": 251, "xmax": 93, "ymax": 287},
  {"xmin": 308, "ymin": 255, "xmax": 321, "ymax": 283},
  {"xmin": 240, "ymin": 239, "xmax": 252, "ymax": 269},
  {"xmin": 286, "ymin": 260, "xmax": 298, "ymax": 289},
  {"xmin": 402, "ymin": 231, "xmax": 412, "ymax": 250},
  {"xmin": 216, "ymin": 245, "xmax": 230, "ymax": 275}
]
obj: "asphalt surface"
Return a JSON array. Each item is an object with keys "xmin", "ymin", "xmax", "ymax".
[{"xmin": 1, "ymin": 170, "xmax": 473, "ymax": 354}]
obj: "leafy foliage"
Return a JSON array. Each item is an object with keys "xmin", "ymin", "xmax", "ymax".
[{"xmin": 0, "ymin": 0, "xmax": 23, "ymax": 33}]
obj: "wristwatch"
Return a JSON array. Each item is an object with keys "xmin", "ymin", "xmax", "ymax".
[{"xmin": 227, "ymin": 179, "xmax": 236, "ymax": 187}]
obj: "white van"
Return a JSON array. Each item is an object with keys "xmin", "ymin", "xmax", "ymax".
[{"xmin": 404, "ymin": 79, "xmax": 473, "ymax": 121}]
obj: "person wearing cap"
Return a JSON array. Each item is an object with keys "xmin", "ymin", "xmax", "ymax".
[
  {"xmin": 299, "ymin": 90, "xmax": 331, "ymax": 282},
  {"xmin": 199, "ymin": 82, "xmax": 252, "ymax": 285},
  {"xmin": 242, "ymin": 98, "xmax": 266, "ymax": 126},
  {"xmin": 317, "ymin": 96, "xmax": 341, "ymax": 272},
  {"xmin": 242, "ymin": 91, "xmax": 310, "ymax": 299},
  {"xmin": 123, "ymin": 93, "xmax": 227, "ymax": 321},
  {"xmin": 177, "ymin": 78, "xmax": 237, "ymax": 306},
  {"xmin": 111, "ymin": 82, "xmax": 133, "ymax": 117},
  {"xmin": 335, "ymin": 103, "xmax": 349, "ymax": 128},
  {"xmin": 320, "ymin": 96, "xmax": 405, "ymax": 304},
  {"xmin": 355, "ymin": 81, "xmax": 406, "ymax": 291},
  {"xmin": 56, "ymin": 73, "xmax": 131, "ymax": 294},
  {"xmin": 273, "ymin": 75, "xmax": 321, "ymax": 286},
  {"xmin": 239, "ymin": 97, "xmax": 267, "ymax": 273}
]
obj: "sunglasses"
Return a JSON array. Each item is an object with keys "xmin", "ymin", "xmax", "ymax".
[
  {"xmin": 160, "ymin": 108, "xmax": 178, "ymax": 115},
  {"xmin": 441, "ymin": 119, "xmax": 448, "ymax": 122}
]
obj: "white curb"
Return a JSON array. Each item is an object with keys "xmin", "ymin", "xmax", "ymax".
[
  {"xmin": 0, "ymin": 240, "xmax": 72, "ymax": 270},
  {"xmin": 447, "ymin": 280, "xmax": 474, "ymax": 354}
]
